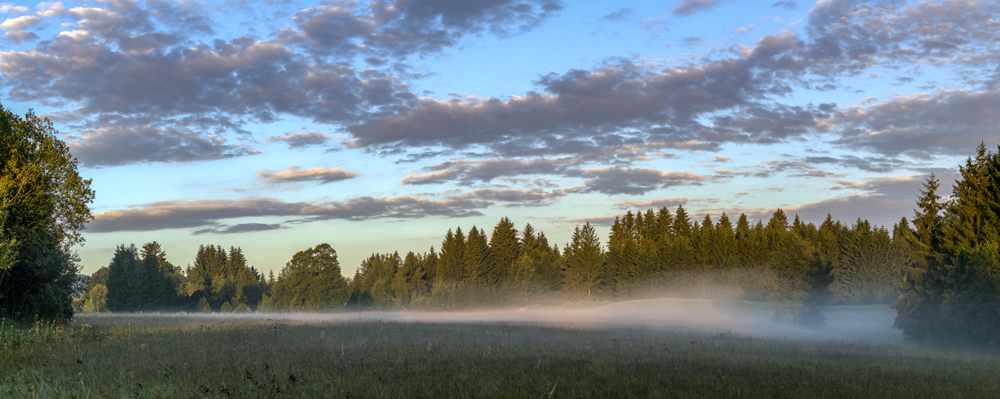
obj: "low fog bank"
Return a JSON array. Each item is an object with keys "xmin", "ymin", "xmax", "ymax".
[{"xmin": 80, "ymin": 298, "xmax": 906, "ymax": 345}]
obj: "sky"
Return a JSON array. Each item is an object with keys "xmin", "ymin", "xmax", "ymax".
[{"xmin": 1, "ymin": 0, "xmax": 998, "ymax": 276}]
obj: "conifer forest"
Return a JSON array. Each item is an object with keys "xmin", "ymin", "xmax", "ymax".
[{"xmin": 66, "ymin": 141, "xmax": 1000, "ymax": 345}]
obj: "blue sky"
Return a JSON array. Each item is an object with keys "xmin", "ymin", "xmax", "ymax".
[{"xmin": 1, "ymin": 0, "xmax": 997, "ymax": 276}]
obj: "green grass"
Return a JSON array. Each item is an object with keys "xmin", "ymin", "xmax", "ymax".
[{"xmin": 1, "ymin": 310, "xmax": 999, "ymax": 398}]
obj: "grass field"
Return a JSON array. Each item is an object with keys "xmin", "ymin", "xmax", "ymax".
[{"xmin": 2, "ymin": 299, "xmax": 999, "ymax": 398}]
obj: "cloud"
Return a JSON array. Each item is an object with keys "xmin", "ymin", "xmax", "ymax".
[
  {"xmin": 0, "ymin": 0, "xmax": 559, "ymax": 168},
  {"xmin": 193, "ymin": 223, "xmax": 286, "ymax": 235},
  {"xmin": 803, "ymin": 154, "xmax": 910, "ymax": 173},
  {"xmin": 3, "ymin": 29, "xmax": 37, "ymax": 43},
  {"xmin": 401, "ymin": 157, "xmax": 580, "ymax": 185},
  {"xmin": 732, "ymin": 25, "xmax": 756, "ymax": 35},
  {"xmin": 602, "ymin": 8, "xmax": 633, "ymax": 21},
  {"xmin": 703, "ymin": 156, "xmax": 731, "ymax": 163},
  {"xmin": 65, "ymin": 126, "xmax": 260, "ymax": 167},
  {"xmin": 0, "ymin": 33, "xmax": 411, "ymax": 124},
  {"xmin": 0, "ymin": 4, "xmax": 30, "ymax": 15},
  {"xmin": 88, "ymin": 196, "xmax": 492, "ymax": 233},
  {"xmin": 1, "ymin": 15, "xmax": 40, "ymax": 30},
  {"xmin": 714, "ymin": 158, "xmax": 838, "ymax": 180},
  {"xmin": 4, "ymin": 0, "xmax": 999, "ymax": 174},
  {"xmin": 785, "ymin": 195, "xmax": 912, "ymax": 229},
  {"xmin": 1, "ymin": 14, "xmax": 40, "ymax": 43},
  {"xmin": 264, "ymin": 131, "xmax": 334, "ymax": 149},
  {"xmin": 573, "ymin": 167, "xmax": 712, "ymax": 195},
  {"xmin": 778, "ymin": 173, "xmax": 958, "ymax": 228},
  {"xmin": 348, "ymin": 34, "xmax": 808, "ymax": 155},
  {"xmin": 771, "ymin": 1, "xmax": 796, "ymax": 10},
  {"xmin": 456, "ymin": 188, "xmax": 573, "ymax": 207},
  {"xmin": 830, "ymin": 90, "xmax": 1000, "ymax": 159},
  {"xmin": 539, "ymin": 214, "xmax": 619, "ymax": 227},
  {"xmin": 257, "ymin": 166, "xmax": 360, "ymax": 185},
  {"xmin": 827, "ymin": 175, "xmax": 935, "ymax": 198},
  {"xmin": 0, "ymin": 2, "xmax": 410, "ymax": 165},
  {"xmin": 671, "ymin": 0, "xmax": 719, "ymax": 17},
  {"xmin": 279, "ymin": 0, "xmax": 564, "ymax": 58},
  {"xmin": 804, "ymin": 0, "xmax": 1000, "ymax": 76},
  {"xmin": 613, "ymin": 197, "xmax": 720, "ymax": 210},
  {"xmin": 710, "ymin": 103, "xmax": 834, "ymax": 144}
]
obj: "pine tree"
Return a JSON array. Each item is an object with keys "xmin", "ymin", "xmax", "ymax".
[
  {"xmin": 655, "ymin": 207, "xmax": 674, "ymax": 241},
  {"xmin": 464, "ymin": 227, "xmax": 490, "ymax": 286},
  {"xmin": 735, "ymin": 213, "xmax": 755, "ymax": 267},
  {"xmin": 521, "ymin": 224, "xmax": 538, "ymax": 252},
  {"xmin": 642, "ymin": 209, "xmax": 657, "ymax": 241},
  {"xmin": 674, "ymin": 205, "xmax": 692, "ymax": 238},
  {"xmin": 186, "ymin": 245, "xmax": 227, "ymax": 298},
  {"xmin": 912, "ymin": 173, "xmax": 943, "ymax": 253},
  {"xmin": 423, "ymin": 247, "xmax": 438, "ymax": 283},
  {"xmin": 941, "ymin": 143, "xmax": 1000, "ymax": 252},
  {"xmin": 565, "ymin": 223, "xmax": 606, "ymax": 299},
  {"xmin": 713, "ymin": 213, "xmax": 737, "ymax": 268},
  {"xmin": 439, "ymin": 228, "xmax": 466, "ymax": 282},
  {"xmin": 105, "ymin": 244, "xmax": 143, "ymax": 312},
  {"xmin": 893, "ymin": 174, "xmax": 949, "ymax": 339},
  {"xmin": 139, "ymin": 242, "xmax": 176, "ymax": 309},
  {"xmin": 695, "ymin": 214, "xmax": 716, "ymax": 269},
  {"xmin": 607, "ymin": 216, "xmax": 638, "ymax": 299},
  {"xmin": 488, "ymin": 217, "xmax": 520, "ymax": 286}
]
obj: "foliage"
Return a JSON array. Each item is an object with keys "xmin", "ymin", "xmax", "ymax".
[
  {"xmin": 894, "ymin": 141, "xmax": 1000, "ymax": 344},
  {"xmin": 0, "ymin": 103, "xmax": 94, "ymax": 322},
  {"xmin": 564, "ymin": 222, "xmax": 606, "ymax": 299},
  {"xmin": 82, "ymin": 284, "xmax": 107, "ymax": 312},
  {"xmin": 830, "ymin": 220, "xmax": 908, "ymax": 305},
  {"xmin": 270, "ymin": 244, "xmax": 349, "ymax": 311}
]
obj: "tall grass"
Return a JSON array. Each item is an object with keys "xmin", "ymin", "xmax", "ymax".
[
  {"xmin": 0, "ymin": 318, "xmax": 65, "ymax": 350},
  {"xmin": 1, "ymin": 313, "xmax": 999, "ymax": 397}
]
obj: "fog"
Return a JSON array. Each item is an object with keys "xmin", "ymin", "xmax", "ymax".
[{"xmin": 85, "ymin": 298, "xmax": 907, "ymax": 346}]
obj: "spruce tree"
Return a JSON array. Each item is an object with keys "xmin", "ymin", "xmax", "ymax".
[
  {"xmin": 695, "ymin": 214, "xmax": 716, "ymax": 269},
  {"xmin": 713, "ymin": 213, "xmax": 737, "ymax": 269},
  {"xmin": 521, "ymin": 224, "xmax": 538, "ymax": 252},
  {"xmin": 674, "ymin": 205, "xmax": 692, "ymax": 238},
  {"xmin": 464, "ymin": 227, "xmax": 490, "ymax": 286},
  {"xmin": 655, "ymin": 207, "xmax": 674, "ymax": 241},
  {"xmin": 735, "ymin": 213, "xmax": 756, "ymax": 267},
  {"xmin": 941, "ymin": 143, "xmax": 1000, "ymax": 253},
  {"xmin": 105, "ymin": 244, "xmax": 143, "ymax": 312},
  {"xmin": 912, "ymin": 173, "xmax": 943, "ymax": 253},
  {"xmin": 488, "ymin": 217, "xmax": 520, "ymax": 286},
  {"xmin": 607, "ymin": 216, "xmax": 638, "ymax": 299},
  {"xmin": 439, "ymin": 228, "xmax": 466, "ymax": 282},
  {"xmin": 139, "ymin": 242, "xmax": 175, "ymax": 309},
  {"xmin": 565, "ymin": 223, "xmax": 606, "ymax": 299}
]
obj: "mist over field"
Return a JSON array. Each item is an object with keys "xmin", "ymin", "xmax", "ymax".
[{"xmin": 78, "ymin": 298, "xmax": 905, "ymax": 345}]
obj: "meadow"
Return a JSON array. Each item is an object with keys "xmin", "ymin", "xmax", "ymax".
[{"xmin": 2, "ymin": 299, "xmax": 999, "ymax": 398}]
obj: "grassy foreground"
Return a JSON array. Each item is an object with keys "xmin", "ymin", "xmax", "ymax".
[{"xmin": 1, "ymin": 311, "xmax": 999, "ymax": 398}]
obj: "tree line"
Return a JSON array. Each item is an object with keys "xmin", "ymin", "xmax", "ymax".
[
  {"xmin": 79, "ymin": 140, "xmax": 1000, "ymax": 340},
  {"xmin": 78, "ymin": 206, "xmax": 914, "ymax": 327},
  {"xmin": 893, "ymin": 142, "xmax": 1000, "ymax": 344}
]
